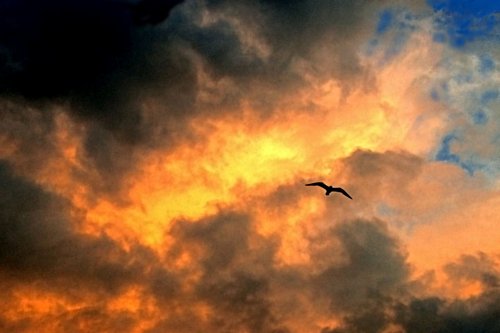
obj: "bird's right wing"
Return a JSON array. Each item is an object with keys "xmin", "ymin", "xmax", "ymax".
[{"xmin": 305, "ymin": 182, "xmax": 329, "ymax": 190}]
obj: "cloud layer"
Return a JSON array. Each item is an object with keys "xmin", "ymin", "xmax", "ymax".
[{"xmin": 0, "ymin": 0, "xmax": 498, "ymax": 332}]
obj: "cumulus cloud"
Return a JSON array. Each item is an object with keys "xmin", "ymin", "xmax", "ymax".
[
  {"xmin": 0, "ymin": 160, "xmax": 177, "ymax": 323},
  {"xmin": 395, "ymin": 253, "xmax": 500, "ymax": 333},
  {"xmin": 1, "ymin": 0, "xmax": 421, "ymax": 139},
  {"xmin": 313, "ymin": 220, "xmax": 409, "ymax": 311}
]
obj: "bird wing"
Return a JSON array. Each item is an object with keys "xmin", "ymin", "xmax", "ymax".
[
  {"xmin": 305, "ymin": 182, "xmax": 329, "ymax": 190},
  {"xmin": 331, "ymin": 187, "xmax": 353, "ymax": 199}
]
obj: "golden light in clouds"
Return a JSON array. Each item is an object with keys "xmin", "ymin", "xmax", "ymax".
[
  {"xmin": 83, "ymin": 32, "xmax": 442, "ymax": 251},
  {"xmin": 81, "ymin": 94, "xmax": 398, "ymax": 246}
]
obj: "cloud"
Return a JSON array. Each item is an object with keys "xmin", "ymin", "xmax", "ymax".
[
  {"xmin": 0, "ymin": 0, "xmax": 190, "ymax": 194},
  {"xmin": 0, "ymin": 159, "xmax": 176, "ymax": 297},
  {"xmin": 444, "ymin": 252, "xmax": 499, "ymax": 289},
  {"xmin": 0, "ymin": 0, "xmax": 183, "ymax": 102},
  {"xmin": 311, "ymin": 214, "xmax": 500, "ymax": 333},
  {"xmin": 161, "ymin": 212, "xmax": 287, "ymax": 332},
  {"xmin": 161, "ymin": 206, "xmax": 414, "ymax": 333},
  {"xmin": 395, "ymin": 254, "xmax": 500, "ymax": 333},
  {"xmin": 0, "ymin": 0, "xmax": 355, "ymax": 122},
  {"xmin": 313, "ymin": 220, "xmax": 409, "ymax": 312},
  {"xmin": 311, "ymin": 219, "xmax": 409, "ymax": 333},
  {"xmin": 427, "ymin": 46, "xmax": 500, "ymax": 178}
]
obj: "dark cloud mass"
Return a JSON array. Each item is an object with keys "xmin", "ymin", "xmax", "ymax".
[
  {"xmin": 0, "ymin": 0, "xmax": 382, "ymax": 137},
  {"xmin": 313, "ymin": 219, "xmax": 409, "ymax": 312},
  {"xmin": 0, "ymin": 160, "xmax": 70, "ymax": 270},
  {"xmin": 0, "ymin": 159, "xmax": 175, "ymax": 295},
  {"xmin": 316, "ymin": 228, "xmax": 500, "ymax": 333},
  {"xmin": 0, "ymin": 0, "xmax": 195, "ymax": 195},
  {"xmin": 0, "ymin": 0, "xmax": 185, "ymax": 136},
  {"xmin": 165, "ymin": 212, "xmax": 413, "ymax": 333},
  {"xmin": 396, "ymin": 287, "xmax": 500, "ymax": 333},
  {"xmin": 163, "ymin": 213, "xmax": 286, "ymax": 332},
  {"xmin": 202, "ymin": 0, "xmax": 381, "ymax": 97},
  {"xmin": 312, "ymin": 219, "xmax": 408, "ymax": 333}
]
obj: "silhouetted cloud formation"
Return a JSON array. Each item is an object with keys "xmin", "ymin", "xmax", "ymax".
[
  {"xmin": 314, "ymin": 220, "xmax": 408, "ymax": 311},
  {"xmin": 0, "ymin": 0, "xmax": 185, "ymax": 137},
  {"xmin": 0, "ymin": 160, "xmax": 175, "ymax": 295},
  {"xmin": 396, "ymin": 253, "xmax": 500, "ymax": 333}
]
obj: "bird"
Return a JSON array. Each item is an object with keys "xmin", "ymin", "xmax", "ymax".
[{"xmin": 305, "ymin": 182, "xmax": 352, "ymax": 199}]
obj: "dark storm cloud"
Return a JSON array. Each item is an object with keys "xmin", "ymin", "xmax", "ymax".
[
  {"xmin": 313, "ymin": 219, "xmax": 409, "ymax": 312},
  {"xmin": 444, "ymin": 252, "xmax": 499, "ymax": 289},
  {"xmin": 0, "ymin": 0, "xmax": 193, "ymax": 196},
  {"xmin": 161, "ymin": 212, "xmax": 288, "ymax": 332},
  {"xmin": 165, "ymin": 206, "xmax": 415, "ymax": 332},
  {"xmin": 197, "ymin": 272, "xmax": 287, "ymax": 333},
  {"xmin": 0, "ymin": 0, "xmax": 185, "ymax": 137},
  {"xmin": 320, "ymin": 307, "xmax": 389, "ymax": 333},
  {"xmin": 202, "ymin": 0, "xmax": 384, "ymax": 97},
  {"xmin": 0, "ymin": 101, "xmax": 59, "ymax": 172},
  {"xmin": 0, "ymin": 160, "xmax": 72, "ymax": 269},
  {"xmin": 395, "ymin": 291, "xmax": 500, "ymax": 333},
  {"xmin": 312, "ymin": 219, "xmax": 409, "ymax": 333},
  {"xmin": 168, "ymin": 212, "xmax": 253, "ymax": 272},
  {"xmin": 133, "ymin": 0, "xmax": 185, "ymax": 25},
  {"xmin": 0, "ymin": 0, "xmax": 387, "ymax": 130},
  {"xmin": 315, "ymin": 231, "xmax": 500, "ymax": 333},
  {"xmin": 0, "ymin": 160, "xmax": 176, "ymax": 295}
]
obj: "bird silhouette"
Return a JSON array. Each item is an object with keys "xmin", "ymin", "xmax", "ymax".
[{"xmin": 305, "ymin": 182, "xmax": 352, "ymax": 199}]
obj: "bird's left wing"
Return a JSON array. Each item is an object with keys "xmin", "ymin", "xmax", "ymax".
[{"xmin": 332, "ymin": 187, "xmax": 353, "ymax": 199}]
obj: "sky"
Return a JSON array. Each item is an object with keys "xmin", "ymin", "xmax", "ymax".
[{"xmin": 0, "ymin": 0, "xmax": 499, "ymax": 332}]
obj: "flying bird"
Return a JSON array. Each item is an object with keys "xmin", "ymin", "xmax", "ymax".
[{"xmin": 305, "ymin": 182, "xmax": 353, "ymax": 199}]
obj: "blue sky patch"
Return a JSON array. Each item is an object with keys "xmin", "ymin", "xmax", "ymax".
[
  {"xmin": 435, "ymin": 133, "xmax": 484, "ymax": 175},
  {"xmin": 472, "ymin": 110, "xmax": 488, "ymax": 125},
  {"xmin": 376, "ymin": 10, "xmax": 393, "ymax": 35},
  {"xmin": 429, "ymin": 0, "xmax": 500, "ymax": 16},
  {"xmin": 436, "ymin": 134, "xmax": 460, "ymax": 164},
  {"xmin": 480, "ymin": 89, "xmax": 499, "ymax": 104},
  {"xmin": 367, "ymin": 7, "xmax": 418, "ymax": 63},
  {"xmin": 428, "ymin": 0, "xmax": 499, "ymax": 48}
]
